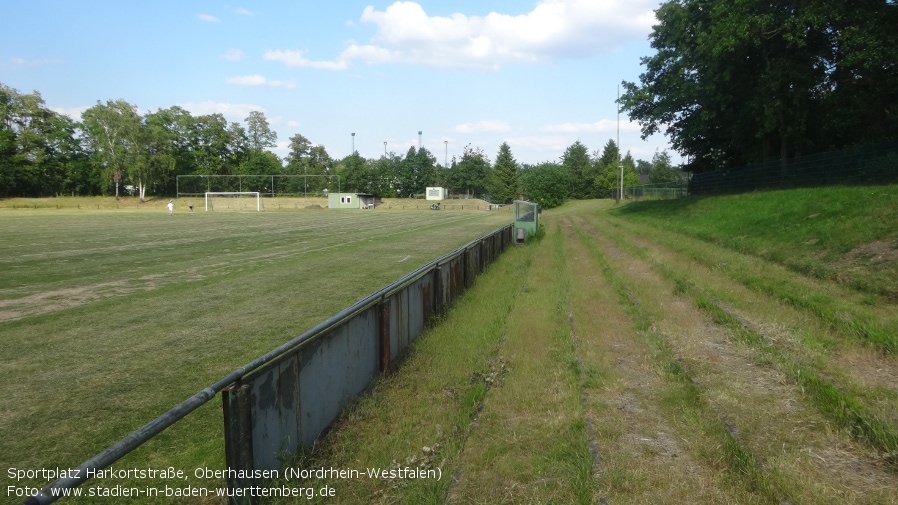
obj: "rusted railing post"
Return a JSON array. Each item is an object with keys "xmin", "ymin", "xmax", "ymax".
[
  {"xmin": 222, "ymin": 384, "xmax": 255, "ymax": 505},
  {"xmin": 379, "ymin": 300, "xmax": 391, "ymax": 375}
]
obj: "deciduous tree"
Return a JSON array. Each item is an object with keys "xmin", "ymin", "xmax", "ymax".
[
  {"xmin": 520, "ymin": 162, "xmax": 570, "ymax": 208},
  {"xmin": 81, "ymin": 99, "xmax": 142, "ymax": 198},
  {"xmin": 621, "ymin": 0, "xmax": 898, "ymax": 173}
]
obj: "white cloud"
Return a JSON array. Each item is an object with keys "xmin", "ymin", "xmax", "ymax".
[
  {"xmin": 542, "ymin": 119, "xmax": 641, "ymax": 133},
  {"xmin": 336, "ymin": 0, "xmax": 657, "ymax": 69},
  {"xmin": 263, "ymin": 49, "xmax": 348, "ymax": 71},
  {"xmin": 226, "ymin": 74, "xmax": 296, "ymax": 88},
  {"xmin": 452, "ymin": 120, "xmax": 511, "ymax": 134},
  {"xmin": 177, "ymin": 101, "xmax": 264, "ymax": 123},
  {"xmin": 197, "ymin": 13, "xmax": 220, "ymax": 22},
  {"xmin": 52, "ymin": 106, "xmax": 90, "ymax": 120},
  {"xmin": 236, "ymin": 7, "xmax": 253, "ymax": 16},
  {"xmin": 221, "ymin": 49, "xmax": 244, "ymax": 61}
]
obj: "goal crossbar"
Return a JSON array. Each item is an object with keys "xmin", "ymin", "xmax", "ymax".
[{"xmin": 204, "ymin": 192, "xmax": 261, "ymax": 212}]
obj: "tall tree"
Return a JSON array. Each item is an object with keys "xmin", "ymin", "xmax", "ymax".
[
  {"xmin": 395, "ymin": 146, "xmax": 436, "ymax": 198},
  {"xmin": 284, "ymin": 133, "xmax": 314, "ymax": 194},
  {"xmin": 490, "ymin": 142, "xmax": 521, "ymax": 203},
  {"xmin": 450, "ymin": 144, "xmax": 491, "ymax": 198},
  {"xmin": 307, "ymin": 144, "xmax": 333, "ymax": 193},
  {"xmin": 621, "ymin": 0, "xmax": 898, "ymax": 173},
  {"xmin": 336, "ymin": 152, "xmax": 367, "ymax": 193},
  {"xmin": 369, "ymin": 153, "xmax": 399, "ymax": 197},
  {"xmin": 0, "ymin": 84, "xmax": 88, "ymax": 197},
  {"xmin": 240, "ymin": 111, "xmax": 277, "ymax": 176},
  {"xmin": 648, "ymin": 150, "xmax": 687, "ymax": 184},
  {"xmin": 561, "ymin": 141, "xmax": 594, "ymax": 199},
  {"xmin": 520, "ymin": 161, "xmax": 571, "ymax": 208},
  {"xmin": 138, "ymin": 107, "xmax": 187, "ymax": 200},
  {"xmin": 81, "ymin": 99, "xmax": 142, "ymax": 198},
  {"xmin": 244, "ymin": 111, "xmax": 277, "ymax": 152},
  {"xmin": 595, "ymin": 141, "xmax": 639, "ymax": 197}
]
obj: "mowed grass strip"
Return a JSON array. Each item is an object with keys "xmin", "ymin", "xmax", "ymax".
[
  {"xmin": 581, "ymin": 206, "xmax": 898, "ymax": 502},
  {"xmin": 0, "ymin": 207, "xmax": 510, "ymax": 501},
  {"xmin": 611, "ymin": 186, "xmax": 898, "ymax": 353},
  {"xmin": 566, "ymin": 212, "xmax": 784, "ymax": 503},
  {"xmin": 597, "ymin": 209, "xmax": 898, "ymax": 461},
  {"xmin": 446, "ymin": 215, "xmax": 594, "ymax": 504},
  {"xmin": 556, "ymin": 209, "xmax": 741, "ymax": 504}
]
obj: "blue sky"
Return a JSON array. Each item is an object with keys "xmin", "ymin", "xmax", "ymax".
[{"xmin": 1, "ymin": 0, "xmax": 674, "ymax": 166}]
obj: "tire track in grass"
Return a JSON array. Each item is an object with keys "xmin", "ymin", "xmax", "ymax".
[
  {"xmin": 447, "ymin": 218, "xmax": 594, "ymax": 504},
  {"xmin": 560, "ymin": 216, "xmax": 741, "ymax": 504},
  {"xmin": 582, "ymin": 212, "xmax": 898, "ymax": 504},
  {"xmin": 600, "ymin": 213, "xmax": 898, "ymax": 467}
]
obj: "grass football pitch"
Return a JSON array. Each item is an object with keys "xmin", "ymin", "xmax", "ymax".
[{"xmin": 0, "ymin": 203, "xmax": 511, "ymax": 500}]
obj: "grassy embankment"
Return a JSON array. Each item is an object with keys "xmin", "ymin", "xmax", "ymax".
[{"xmin": 286, "ymin": 185, "xmax": 897, "ymax": 504}]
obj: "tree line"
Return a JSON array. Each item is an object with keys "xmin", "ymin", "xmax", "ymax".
[
  {"xmin": 1, "ymin": 81, "xmax": 680, "ymax": 209},
  {"xmin": 621, "ymin": 0, "xmax": 898, "ymax": 173}
]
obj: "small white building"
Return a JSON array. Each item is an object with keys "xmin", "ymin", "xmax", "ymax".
[
  {"xmin": 426, "ymin": 187, "xmax": 447, "ymax": 201},
  {"xmin": 328, "ymin": 193, "xmax": 382, "ymax": 209}
]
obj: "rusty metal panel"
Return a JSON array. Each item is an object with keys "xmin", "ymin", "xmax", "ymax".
[
  {"xmin": 422, "ymin": 272, "xmax": 434, "ymax": 323},
  {"xmin": 407, "ymin": 276, "xmax": 427, "ymax": 343},
  {"xmin": 248, "ymin": 356, "xmax": 301, "ymax": 471},
  {"xmin": 222, "ymin": 385, "xmax": 254, "ymax": 503},
  {"xmin": 298, "ymin": 306, "xmax": 379, "ymax": 446},
  {"xmin": 388, "ymin": 291, "xmax": 405, "ymax": 360},
  {"xmin": 379, "ymin": 301, "xmax": 391, "ymax": 374},
  {"xmin": 465, "ymin": 245, "xmax": 481, "ymax": 288},
  {"xmin": 446, "ymin": 254, "xmax": 465, "ymax": 303}
]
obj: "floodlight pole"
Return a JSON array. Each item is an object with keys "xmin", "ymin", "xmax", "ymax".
[
  {"xmin": 384, "ymin": 141, "xmax": 387, "ymax": 156},
  {"xmin": 444, "ymin": 140, "xmax": 448, "ymax": 168},
  {"xmin": 418, "ymin": 131, "xmax": 422, "ymax": 149},
  {"xmin": 351, "ymin": 132, "xmax": 355, "ymax": 154},
  {"xmin": 617, "ymin": 83, "xmax": 623, "ymax": 204}
]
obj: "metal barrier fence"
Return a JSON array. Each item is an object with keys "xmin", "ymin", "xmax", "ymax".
[
  {"xmin": 688, "ymin": 140, "xmax": 898, "ymax": 195},
  {"xmin": 22, "ymin": 224, "xmax": 512, "ymax": 505},
  {"xmin": 614, "ymin": 183, "xmax": 688, "ymax": 201}
]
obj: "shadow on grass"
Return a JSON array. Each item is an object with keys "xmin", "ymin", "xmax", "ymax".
[{"xmin": 607, "ymin": 196, "xmax": 710, "ymax": 218}]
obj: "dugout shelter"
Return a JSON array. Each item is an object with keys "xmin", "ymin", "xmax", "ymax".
[
  {"xmin": 328, "ymin": 193, "xmax": 382, "ymax": 209},
  {"xmin": 513, "ymin": 199, "xmax": 539, "ymax": 244}
]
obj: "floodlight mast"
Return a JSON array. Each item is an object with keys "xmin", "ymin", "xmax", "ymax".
[{"xmin": 618, "ymin": 83, "xmax": 623, "ymax": 204}]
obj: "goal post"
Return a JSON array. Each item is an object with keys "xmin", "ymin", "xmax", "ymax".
[{"xmin": 204, "ymin": 192, "xmax": 262, "ymax": 212}]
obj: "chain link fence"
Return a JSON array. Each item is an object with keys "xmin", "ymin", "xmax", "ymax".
[{"xmin": 688, "ymin": 140, "xmax": 898, "ymax": 195}]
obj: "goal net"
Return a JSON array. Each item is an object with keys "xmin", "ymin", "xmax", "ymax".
[{"xmin": 204, "ymin": 192, "xmax": 262, "ymax": 212}]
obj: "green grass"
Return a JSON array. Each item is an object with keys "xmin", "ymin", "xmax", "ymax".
[
  {"xmin": 592, "ymin": 205, "xmax": 898, "ymax": 454},
  {"xmin": 290, "ymin": 193, "xmax": 897, "ymax": 504},
  {"xmin": 612, "ymin": 185, "xmax": 898, "ymax": 300},
  {"xmin": 4, "ymin": 187, "xmax": 898, "ymax": 504},
  {"xmin": 0, "ymin": 204, "xmax": 510, "ymax": 503},
  {"xmin": 570, "ymin": 221, "xmax": 788, "ymax": 504}
]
